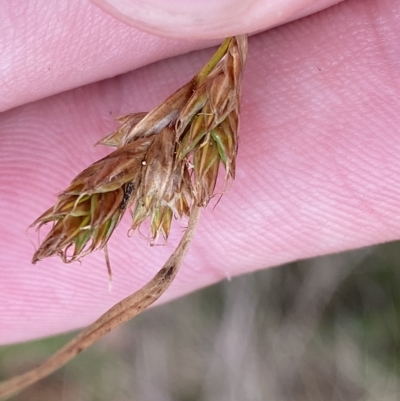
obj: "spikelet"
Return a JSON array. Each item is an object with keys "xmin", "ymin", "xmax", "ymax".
[{"xmin": 31, "ymin": 35, "xmax": 248, "ymax": 264}]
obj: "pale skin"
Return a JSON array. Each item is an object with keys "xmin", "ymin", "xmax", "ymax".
[{"xmin": 1, "ymin": 0, "xmax": 400, "ymax": 346}]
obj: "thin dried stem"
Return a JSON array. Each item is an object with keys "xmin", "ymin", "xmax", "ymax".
[{"xmin": 0, "ymin": 206, "xmax": 201, "ymax": 400}]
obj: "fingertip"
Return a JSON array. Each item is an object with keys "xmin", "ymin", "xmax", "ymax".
[{"xmin": 89, "ymin": 0, "xmax": 342, "ymax": 39}]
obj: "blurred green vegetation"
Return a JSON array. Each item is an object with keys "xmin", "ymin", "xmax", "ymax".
[{"xmin": 1, "ymin": 241, "xmax": 400, "ymax": 401}]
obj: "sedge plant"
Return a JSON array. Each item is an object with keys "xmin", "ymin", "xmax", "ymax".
[{"xmin": 0, "ymin": 35, "xmax": 248, "ymax": 399}]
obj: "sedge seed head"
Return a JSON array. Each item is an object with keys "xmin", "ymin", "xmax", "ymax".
[{"xmin": 32, "ymin": 35, "xmax": 248, "ymax": 264}]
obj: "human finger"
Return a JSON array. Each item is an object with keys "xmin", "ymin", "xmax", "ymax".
[{"xmin": 1, "ymin": 0, "xmax": 399, "ymax": 344}]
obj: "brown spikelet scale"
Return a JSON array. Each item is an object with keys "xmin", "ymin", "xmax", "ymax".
[{"xmin": 0, "ymin": 35, "xmax": 248, "ymax": 399}]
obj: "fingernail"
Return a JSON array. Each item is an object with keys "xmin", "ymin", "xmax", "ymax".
[{"xmin": 90, "ymin": 0, "xmax": 316, "ymax": 39}]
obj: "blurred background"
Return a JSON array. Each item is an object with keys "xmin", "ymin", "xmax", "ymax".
[{"xmin": 1, "ymin": 241, "xmax": 400, "ymax": 401}]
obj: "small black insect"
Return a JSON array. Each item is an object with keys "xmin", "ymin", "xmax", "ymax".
[{"xmin": 120, "ymin": 182, "xmax": 135, "ymax": 210}]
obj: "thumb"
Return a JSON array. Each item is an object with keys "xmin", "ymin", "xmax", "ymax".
[{"xmin": 90, "ymin": 0, "xmax": 343, "ymax": 39}]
